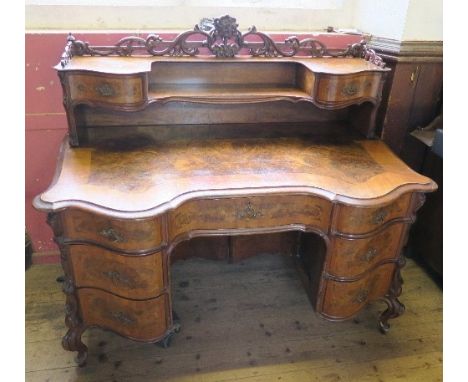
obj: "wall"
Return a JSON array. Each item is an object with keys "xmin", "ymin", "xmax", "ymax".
[
  {"xmin": 352, "ymin": 0, "xmax": 409, "ymax": 40},
  {"xmin": 352, "ymin": 0, "xmax": 443, "ymax": 41},
  {"xmin": 403, "ymin": 0, "xmax": 443, "ymax": 41},
  {"xmin": 26, "ymin": 0, "xmax": 355, "ymax": 31}
]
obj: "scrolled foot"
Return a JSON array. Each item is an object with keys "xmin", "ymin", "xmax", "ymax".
[
  {"xmin": 379, "ymin": 296, "xmax": 405, "ymax": 334},
  {"xmin": 62, "ymin": 327, "xmax": 88, "ymax": 366},
  {"xmin": 156, "ymin": 322, "xmax": 181, "ymax": 349},
  {"xmin": 157, "ymin": 332, "xmax": 175, "ymax": 349},
  {"xmin": 75, "ymin": 350, "xmax": 88, "ymax": 367},
  {"xmin": 172, "ymin": 310, "xmax": 181, "ymax": 333},
  {"xmin": 379, "ymin": 320, "xmax": 390, "ymax": 334}
]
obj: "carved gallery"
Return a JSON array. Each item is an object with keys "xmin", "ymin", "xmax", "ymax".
[{"xmin": 25, "ymin": 2, "xmax": 443, "ymax": 381}]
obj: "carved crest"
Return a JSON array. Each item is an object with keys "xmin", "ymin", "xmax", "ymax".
[{"xmin": 60, "ymin": 15, "xmax": 385, "ymax": 67}]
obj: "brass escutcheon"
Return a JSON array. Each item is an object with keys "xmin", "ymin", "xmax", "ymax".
[
  {"xmin": 99, "ymin": 227, "xmax": 125, "ymax": 243},
  {"xmin": 372, "ymin": 209, "xmax": 388, "ymax": 225},
  {"xmin": 353, "ymin": 288, "xmax": 369, "ymax": 304},
  {"xmin": 236, "ymin": 201, "xmax": 262, "ymax": 219},
  {"xmin": 95, "ymin": 82, "xmax": 115, "ymax": 97},
  {"xmin": 341, "ymin": 83, "xmax": 359, "ymax": 97},
  {"xmin": 110, "ymin": 311, "xmax": 135, "ymax": 325},
  {"xmin": 362, "ymin": 248, "xmax": 378, "ymax": 262},
  {"xmin": 102, "ymin": 270, "xmax": 134, "ymax": 288}
]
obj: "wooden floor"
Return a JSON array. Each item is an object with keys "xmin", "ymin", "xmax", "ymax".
[{"xmin": 26, "ymin": 254, "xmax": 442, "ymax": 382}]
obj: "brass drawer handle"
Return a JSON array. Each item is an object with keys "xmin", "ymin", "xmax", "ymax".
[
  {"xmin": 341, "ymin": 83, "xmax": 359, "ymax": 97},
  {"xmin": 353, "ymin": 289, "xmax": 369, "ymax": 304},
  {"xmin": 95, "ymin": 82, "xmax": 116, "ymax": 97},
  {"xmin": 236, "ymin": 201, "xmax": 263, "ymax": 220},
  {"xmin": 99, "ymin": 227, "xmax": 125, "ymax": 243},
  {"xmin": 372, "ymin": 209, "xmax": 388, "ymax": 225},
  {"xmin": 362, "ymin": 248, "xmax": 378, "ymax": 262},
  {"xmin": 102, "ymin": 270, "xmax": 135, "ymax": 288},
  {"xmin": 110, "ymin": 311, "xmax": 135, "ymax": 325}
]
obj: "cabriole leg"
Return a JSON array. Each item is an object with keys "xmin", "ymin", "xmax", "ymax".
[
  {"xmin": 379, "ymin": 295, "xmax": 405, "ymax": 333},
  {"xmin": 62, "ymin": 325, "xmax": 88, "ymax": 367},
  {"xmin": 62, "ymin": 278, "xmax": 88, "ymax": 366},
  {"xmin": 48, "ymin": 213, "xmax": 89, "ymax": 366},
  {"xmin": 379, "ymin": 257, "xmax": 406, "ymax": 333},
  {"xmin": 156, "ymin": 311, "xmax": 181, "ymax": 349}
]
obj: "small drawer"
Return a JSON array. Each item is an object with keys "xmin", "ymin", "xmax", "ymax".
[
  {"xmin": 168, "ymin": 194, "xmax": 332, "ymax": 241},
  {"xmin": 67, "ymin": 73, "xmax": 145, "ymax": 105},
  {"xmin": 328, "ymin": 224, "xmax": 405, "ymax": 278},
  {"xmin": 335, "ymin": 193, "xmax": 412, "ymax": 235},
  {"xmin": 61, "ymin": 209, "xmax": 163, "ymax": 252},
  {"xmin": 315, "ymin": 73, "xmax": 382, "ymax": 107},
  {"xmin": 320, "ymin": 263, "xmax": 395, "ymax": 319},
  {"xmin": 78, "ymin": 289, "xmax": 169, "ymax": 341},
  {"xmin": 69, "ymin": 245, "xmax": 165, "ymax": 299}
]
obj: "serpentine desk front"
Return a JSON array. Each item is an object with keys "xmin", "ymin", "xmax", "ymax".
[{"xmin": 33, "ymin": 16, "xmax": 436, "ymax": 366}]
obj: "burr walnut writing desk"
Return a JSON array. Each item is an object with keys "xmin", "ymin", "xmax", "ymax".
[{"xmin": 33, "ymin": 16, "xmax": 436, "ymax": 366}]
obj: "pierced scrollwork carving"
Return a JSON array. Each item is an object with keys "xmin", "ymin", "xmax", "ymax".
[
  {"xmin": 345, "ymin": 40, "xmax": 386, "ymax": 67},
  {"xmin": 59, "ymin": 15, "xmax": 385, "ymax": 66}
]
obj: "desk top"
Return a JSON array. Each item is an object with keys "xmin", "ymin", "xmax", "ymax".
[{"xmin": 37, "ymin": 134, "xmax": 436, "ymax": 218}]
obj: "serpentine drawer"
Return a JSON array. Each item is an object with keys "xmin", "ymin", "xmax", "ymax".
[
  {"xmin": 67, "ymin": 72, "xmax": 146, "ymax": 106},
  {"xmin": 320, "ymin": 263, "xmax": 395, "ymax": 319},
  {"xmin": 168, "ymin": 194, "xmax": 332, "ymax": 241},
  {"xmin": 327, "ymin": 223, "xmax": 405, "ymax": 278},
  {"xmin": 335, "ymin": 193, "xmax": 412, "ymax": 235},
  {"xmin": 78, "ymin": 289, "xmax": 169, "ymax": 341},
  {"xmin": 315, "ymin": 72, "xmax": 383, "ymax": 107},
  {"xmin": 61, "ymin": 209, "xmax": 164, "ymax": 252},
  {"xmin": 69, "ymin": 245, "xmax": 165, "ymax": 299}
]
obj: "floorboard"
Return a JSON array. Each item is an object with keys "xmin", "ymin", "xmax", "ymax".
[{"xmin": 25, "ymin": 254, "xmax": 442, "ymax": 382}]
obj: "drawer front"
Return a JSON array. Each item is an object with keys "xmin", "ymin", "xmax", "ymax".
[
  {"xmin": 321, "ymin": 263, "xmax": 395, "ymax": 319},
  {"xmin": 68, "ymin": 73, "xmax": 145, "ymax": 105},
  {"xmin": 61, "ymin": 209, "xmax": 164, "ymax": 251},
  {"xmin": 168, "ymin": 195, "xmax": 331, "ymax": 241},
  {"xmin": 69, "ymin": 245, "xmax": 165, "ymax": 299},
  {"xmin": 328, "ymin": 224, "xmax": 405, "ymax": 278},
  {"xmin": 335, "ymin": 193, "xmax": 412, "ymax": 235},
  {"xmin": 316, "ymin": 73, "xmax": 382, "ymax": 106},
  {"xmin": 78, "ymin": 289, "xmax": 169, "ymax": 341}
]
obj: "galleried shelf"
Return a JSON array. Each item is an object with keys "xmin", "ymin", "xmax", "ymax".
[
  {"xmin": 60, "ymin": 56, "xmax": 388, "ymax": 146},
  {"xmin": 56, "ymin": 16, "xmax": 389, "ymax": 146}
]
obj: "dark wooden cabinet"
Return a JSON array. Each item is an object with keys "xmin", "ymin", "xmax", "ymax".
[
  {"xmin": 34, "ymin": 16, "xmax": 436, "ymax": 366},
  {"xmin": 370, "ymin": 40, "xmax": 442, "ymax": 155}
]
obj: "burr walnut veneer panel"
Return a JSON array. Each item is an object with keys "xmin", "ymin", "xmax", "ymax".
[
  {"xmin": 61, "ymin": 208, "xmax": 164, "ymax": 251},
  {"xmin": 69, "ymin": 245, "xmax": 165, "ymax": 299},
  {"xmin": 78, "ymin": 289, "xmax": 169, "ymax": 341}
]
